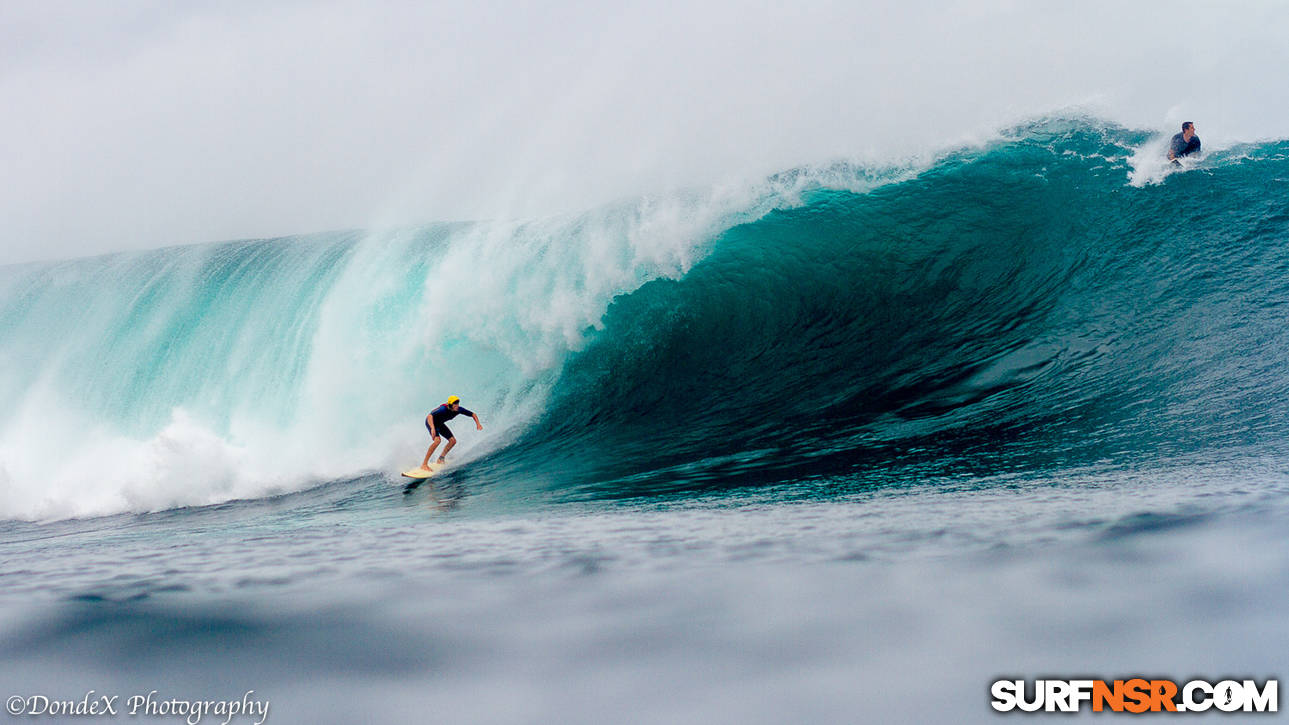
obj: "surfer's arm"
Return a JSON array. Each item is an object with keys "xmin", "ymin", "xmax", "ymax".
[{"xmin": 472, "ymin": 413, "xmax": 482, "ymax": 431}]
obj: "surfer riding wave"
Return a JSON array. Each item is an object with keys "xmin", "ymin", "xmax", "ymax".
[{"xmin": 419, "ymin": 395, "xmax": 483, "ymax": 470}]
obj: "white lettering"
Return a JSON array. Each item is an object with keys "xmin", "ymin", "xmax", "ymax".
[
  {"xmin": 1045, "ymin": 680, "xmax": 1074, "ymax": 712},
  {"xmin": 990, "ymin": 680, "xmax": 1019, "ymax": 711},
  {"xmin": 1183, "ymin": 680, "xmax": 1212, "ymax": 711},
  {"xmin": 1215, "ymin": 680, "xmax": 1243, "ymax": 712},
  {"xmin": 1016, "ymin": 680, "xmax": 1043, "ymax": 712},
  {"xmin": 1069, "ymin": 680, "xmax": 1094, "ymax": 710},
  {"xmin": 1244, "ymin": 680, "xmax": 1278, "ymax": 712}
]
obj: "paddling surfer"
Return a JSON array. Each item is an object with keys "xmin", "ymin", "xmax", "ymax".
[{"xmin": 1168, "ymin": 121, "xmax": 1201, "ymax": 163}]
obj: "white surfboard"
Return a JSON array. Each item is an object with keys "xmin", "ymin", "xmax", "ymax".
[{"xmin": 401, "ymin": 462, "xmax": 448, "ymax": 479}]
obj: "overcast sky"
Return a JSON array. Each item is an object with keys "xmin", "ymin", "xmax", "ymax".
[{"xmin": 3, "ymin": 0, "xmax": 1287, "ymax": 263}]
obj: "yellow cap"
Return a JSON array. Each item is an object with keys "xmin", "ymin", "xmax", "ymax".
[{"xmin": 447, "ymin": 395, "xmax": 460, "ymax": 405}]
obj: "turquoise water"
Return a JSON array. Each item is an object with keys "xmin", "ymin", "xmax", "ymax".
[{"xmin": 2, "ymin": 120, "xmax": 1288, "ymax": 722}]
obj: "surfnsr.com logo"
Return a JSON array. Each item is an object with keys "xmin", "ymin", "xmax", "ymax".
[{"xmin": 991, "ymin": 679, "xmax": 1278, "ymax": 713}]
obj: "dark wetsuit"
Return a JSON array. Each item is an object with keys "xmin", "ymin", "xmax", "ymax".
[
  {"xmin": 1170, "ymin": 132, "xmax": 1201, "ymax": 159},
  {"xmin": 426, "ymin": 404, "xmax": 474, "ymax": 440}
]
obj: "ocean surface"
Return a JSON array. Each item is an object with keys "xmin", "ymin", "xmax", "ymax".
[{"xmin": 2, "ymin": 120, "xmax": 1288, "ymax": 722}]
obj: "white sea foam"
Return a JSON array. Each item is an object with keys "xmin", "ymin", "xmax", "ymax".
[{"xmin": 1127, "ymin": 134, "xmax": 1199, "ymax": 186}]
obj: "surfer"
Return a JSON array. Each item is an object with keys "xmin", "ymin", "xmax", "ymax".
[
  {"xmin": 420, "ymin": 395, "xmax": 482, "ymax": 470},
  {"xmin": 1168, "ymin": 121, "xmax": 1201, "ymax": 163}
]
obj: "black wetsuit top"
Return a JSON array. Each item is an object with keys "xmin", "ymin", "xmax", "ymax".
[
  {"xmin": 430, "ymin": 404, "xmax": 473, "ymax": 425},
  {"xmin": 427, "ymin": 404, "xmax": 474, "ymax": 438},
  {"xmin": 1170, "ymin": 132, "xmax": 1201, "ymax": 158}
]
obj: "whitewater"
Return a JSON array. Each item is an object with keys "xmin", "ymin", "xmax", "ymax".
[{"xmin": 3, "ymin": 119, "xmax": 1289, "ymax": 723}]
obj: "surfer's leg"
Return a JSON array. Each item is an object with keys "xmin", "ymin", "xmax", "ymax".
[
  {"xmin": 438, "ymin": 437, "xmax": 457, "ymax": 463},
  {"xmin": 421, "ymin": 436, "xmax": 441, "ymax": 468}
]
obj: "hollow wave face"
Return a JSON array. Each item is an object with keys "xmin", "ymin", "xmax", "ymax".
[
  {"xmin": 494, "ymin": 122, "xmax": 1289, "ymax": 498},
  {"xmin": 2, "ymin": 119, "xmax": 1287, "ymax": 519}
]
